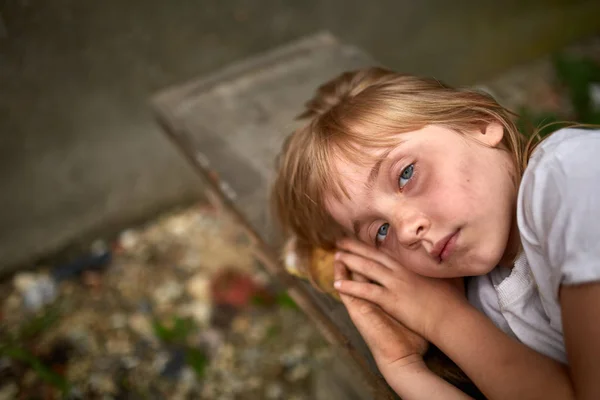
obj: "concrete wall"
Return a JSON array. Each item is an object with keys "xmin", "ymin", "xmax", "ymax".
[{"xmin": 1, "ymin": 0, "xmax": 599, "ymax": 274}]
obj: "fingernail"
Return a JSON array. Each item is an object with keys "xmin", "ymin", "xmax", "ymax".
[{"xmin": 334, "ymin": 280, "xmax": 342, "ymax": 289}]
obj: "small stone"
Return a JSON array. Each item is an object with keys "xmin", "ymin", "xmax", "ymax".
[
  {"xmin": 66, "ymin": 359, "xmax": 93, "ymax": 382},
  {"xmin": 118, "ymin": 230, "xmax": 139, "ymax": 251},
  {"xmin": 13, "ymin": 273, "xmax": 57, "ymax": 311},
  {"xmin": 290, "ymin": 344, "xmax": 308, "ymax": 360},
  {"xmin": 67, "ymin": 328, "xmax": 100, "ymax": 355},
  {"xmin": 0, "ymin": 383, "xmax": 18, "ymax": 400},
  {"xmin": 121, "ymin": 355, "xmax": 139, "ymax": 369},
  {"xmin": 285, "ymin": 363, "xmax": 311, "ymax": 382},
  {"xmin": 280, "ymin": 344, "xmax": 308, "ymax": 366},
  {"xmin": 197, "ymin": 328, "xmax": 223, "ymax": 357},
  {"xmin": 180, "ymin": 249, "xmax": 202, "ymax": 271},
  {"xmin": 128, "ymin": 313, "xmax": 155, "ymax": 341},
  {"xmin": 253, "ymin": 270, "xmax": 271, "ymax": 287},
  {"xmin": 246, "ymin": 376, "xmax": 263, "ymax": 390},
  {"xmin": 248, "ymin": 323, "xmax": 268, "ymax": 343},
  {"xmin": 166, "ymin": 215, "xmax": 190, "ymax": 236},
  {"xmin": 106, "ymin": 335, "xmax": 132, "ymax": 355},
  {"xmin": 265, "ymin": 382, "xmax": 283, "ymax": 399},
  {"xmin": 88, "ymin": 373, "xmax": 117, "ymax": 394},
  {"xmin": 153, "ymin": 280, "xmax": 184, "ymax": 306},
  {"xmin": 241, "ymin": 348, "xmax": 261, "ymax": 365},
  {"xmin": 90, "ymin": 240, "xmax": 108, "ymax": 256},
  {"xmin": 179, "ymin": 367, "xmax": 196, "ymax": 386},
  {"xmin": 13, "ymin": 273, "xmax": 37, "ymax": 293},
  {"xmin": 223, "ymin": 374, "xmax": 244, "ymax": 394},
  {"xmin": 201, "ymin": 382, "xmax": 217, "ymax": 398},
  {"xmin": 178, "ymin": 301, "xmax": 211, "ymax": 326},
  {"xmin": 110, "ymin": 313, "xmax": 127, "ymax": 329},
  {"xmin": 152, "ymin": 351, "xmax": 170, "ymax": 373},
  {"xmin": 173, "ymin": 367, "xmax": 197, "ymax": 399},
  {"xmin": 186, "ymin": 274, "xmax": 210, "ymax": 301},
  {"xmin": 23, "ymin": 370, "xmax": 36, "ymax": 385},
  {"xmin": 231, "ymin": 315, "xmax": 250, "ymax": 335}
]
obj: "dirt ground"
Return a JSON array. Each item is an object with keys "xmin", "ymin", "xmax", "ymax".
[{"xmin": 0, "ymin": 204, "xmax": 333, "ymax": 399}]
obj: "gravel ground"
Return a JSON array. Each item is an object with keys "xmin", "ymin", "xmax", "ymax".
[{"xmin": 0, "ymin": 204, "xmax": 332, "ymax": 399}]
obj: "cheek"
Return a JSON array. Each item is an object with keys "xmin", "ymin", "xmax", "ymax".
[
  {"xmin": 420, "ymin": 173, "xmax": 472, "ymax": 221},
  {"xmin": 383, "ymin": 245, "xmax": 439, "ymax": 276}
]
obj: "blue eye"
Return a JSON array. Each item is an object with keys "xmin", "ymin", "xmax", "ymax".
[
  {"xmin": 376, "ymin": 223, "xmax": 389, "ymax": 244},
  {"xmin": 399, "ymin": 164, "xmax": 414, "ymax": 188}
]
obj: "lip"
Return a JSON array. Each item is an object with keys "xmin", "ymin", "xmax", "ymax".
[{"xmin": 431, "ymin": 230, "xmax": 460, "ymax": 263}]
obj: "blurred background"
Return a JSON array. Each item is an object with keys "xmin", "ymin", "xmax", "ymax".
[
  {"xmin": 2, "ymin": 0, "xmax": 600, "ymax": 273},
  {"xmin": 1, "ymin": 0, "xmax": 600, "ymax": 398}
]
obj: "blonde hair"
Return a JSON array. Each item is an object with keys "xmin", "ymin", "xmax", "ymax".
[{"xmin": 273, "ymin": 67, "xmax": 540, "ymax": 269}]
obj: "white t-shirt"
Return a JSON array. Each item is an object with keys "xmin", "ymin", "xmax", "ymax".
[{"xmin": 468, "ymin": 127, "xmax": 600, "ymax": 364}]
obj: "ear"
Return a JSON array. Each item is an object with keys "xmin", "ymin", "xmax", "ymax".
[{"xmin": 478, "ymin": 121, "xmax": 504, "ymax": 147}]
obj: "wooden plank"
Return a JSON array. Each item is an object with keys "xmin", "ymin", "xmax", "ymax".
[{"xmin": 152, "ymin": 32, "xmax": 397, "ymax": 399}]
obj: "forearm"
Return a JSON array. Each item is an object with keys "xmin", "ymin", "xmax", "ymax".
[
  {"xmin": 382, "ymin": 358, "xmax": 472, "ymax": 400},
  {"xmin": 432, "ymin": 303, "xmax": 574, "ymax": 400}
]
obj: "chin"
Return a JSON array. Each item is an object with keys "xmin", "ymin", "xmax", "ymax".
[
  {"xmin": 450, "ymin": 251, "xmax": 498, "ymax": 278},
  {"xmin": 472, "ymin": 250, "xmax": 503, "ymax": 276}
]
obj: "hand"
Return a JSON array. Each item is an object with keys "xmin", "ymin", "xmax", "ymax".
[
  {"xmin": 334, "ymin": 239, "xmax": 468, "ymax": 341},
  {"xmin": 334, "ymin": 261, "xmax": 428, "ymax": 375}
]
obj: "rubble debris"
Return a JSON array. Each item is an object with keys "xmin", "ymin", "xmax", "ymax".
[{"xmin": 0, "ymin": 205, "xmax": 332, "ymax": 399}]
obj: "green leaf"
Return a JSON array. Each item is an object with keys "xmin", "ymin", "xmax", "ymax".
[
  {"xmin": 583, "ymin": 110, "xmax": 600, "ymax": 125},
  {"xmin": 0, "ymin": 345, "xmax": 70, "ymax": 393},
  {"xmin": 185, "ymin": 348, "xmax": 208, "ymax": 378},
  {"xmin": 152, "ymin": 317, "xmax": 196, "ymax": 344},
  {"xmin": 18, "ymin": 306, "xmax": 61, "ymax": 339},
  {"xmin": 276, "ymin": 293, "xmax": 298, "ymax": 310},
  {"xmin": 553, "ymin": 54, "xmax": 600, "ymax": 121},
  {"xmin": 516, "ymin": 107, "xmax": 563, "ymax": 139}
]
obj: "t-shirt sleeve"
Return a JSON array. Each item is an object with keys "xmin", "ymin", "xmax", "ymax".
[{"xmin": 529, "ymin": 135, "xmax": 600, "ymax": 285}]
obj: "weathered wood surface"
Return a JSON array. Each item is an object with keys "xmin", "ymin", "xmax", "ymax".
[{"xmin": 152, "ymin": 32, "xmax": 397, "ymax": 399}]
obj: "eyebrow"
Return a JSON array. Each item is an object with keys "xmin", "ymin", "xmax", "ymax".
[{"xmin": 367, "ymin": 157, "xmax": 386, "ymax": 188}]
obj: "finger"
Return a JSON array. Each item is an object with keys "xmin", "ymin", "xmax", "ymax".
[
  {"xmin": 337, "ymin": 238, "xmax": 393, "ymax": 267},
  {"xmin": 352, "ymin": 271, "xmax": 370, "ymax": 283},
  {"xmin": 334, "ymin": 279, "xmax": 388, "ymax": 306},
  {"xmin": 334, "ymin": 261, "xmax": 349, "ymax": 281},
  {"xmin": 336, "ymin": 252, "xmax": 391, "ymax": 286}
]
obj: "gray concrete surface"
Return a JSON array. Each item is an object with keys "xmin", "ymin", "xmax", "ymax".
[{"xmin": 1, "ymin": 0, "xmax": 600, "ymax": 274}]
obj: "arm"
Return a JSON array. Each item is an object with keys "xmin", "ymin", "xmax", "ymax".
[
  {"xmin": 334, "ymin": 240, "xmax": 575, "ymax": 400},
  {"xmin": 334, "ymin": 263, "xmax": 471, "ymax": 399},
  {"xmin": 432, "ymin": 301, "xmax": 574, "ymax": 400},
  {"xmin": 561, "ymin": 282, "xmax": 600, "ymax": 400},
  {"xmin": 384, "ymin": 358, "xmax": 472, "ymax": 400}
]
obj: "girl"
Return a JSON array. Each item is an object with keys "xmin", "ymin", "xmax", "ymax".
[{"xmin": 272, "ymin": 67, "xmax": 600, "ymax": 399}]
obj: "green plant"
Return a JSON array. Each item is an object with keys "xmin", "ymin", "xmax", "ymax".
[
  {"xmin": 152, "ymin": 316, "xmax": 195, "ymax": 344},
  {"xmin": 152, "ymin": 316, "xmax": 208, "ymax": 378},
  {"xmin": 517, "ymin": 53, "xmax": 600, "ymax": 137},
  {"xmin": 554, "ymin": 54, "xmax": 600, "ymax": 124},
  {"xmin": 0, "ymin": 306, "xmax": 71, "ymax": 395}
]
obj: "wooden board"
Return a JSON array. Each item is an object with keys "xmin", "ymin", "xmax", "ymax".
[{"xmin": 152, "ymin": 32, "xmax": 397, "ymax": 399}]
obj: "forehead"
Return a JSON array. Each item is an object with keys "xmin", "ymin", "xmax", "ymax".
[{"xmin": 323, "ymin": 146, "xmax": 389, "ymax": 230}]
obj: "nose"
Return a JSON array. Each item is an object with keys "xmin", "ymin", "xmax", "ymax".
[{"xmin": 392, "ymin": 208, "xmax": 430, "ymax": 248}]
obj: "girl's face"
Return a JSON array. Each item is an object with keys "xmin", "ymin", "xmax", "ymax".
[{"xmin": 325, "ymin": 123, "xmax": 519, "ymax": 278}]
